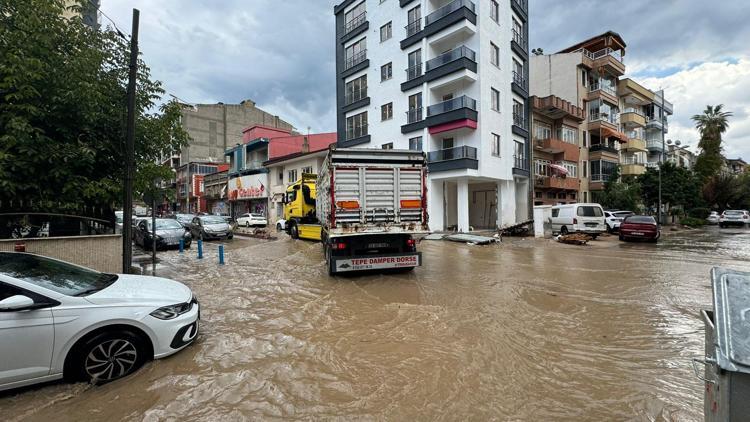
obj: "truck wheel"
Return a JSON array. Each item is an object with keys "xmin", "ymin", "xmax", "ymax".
[
  {"xmin": 326, "ymin": 249, "xmax": 335, "ymax": 276},
  {"xmin": 290, "ymin": 222, "xmax": 299, "ymax": 239}
]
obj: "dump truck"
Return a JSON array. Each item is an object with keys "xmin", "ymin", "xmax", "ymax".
[{"xmin": 283, "ymin": 147, "xmax": 430, "ymax": 275}]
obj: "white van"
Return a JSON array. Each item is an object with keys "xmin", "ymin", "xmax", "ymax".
[{"xmin": 550, "ymin": 203, "xmax": 606, "ymax": 237}]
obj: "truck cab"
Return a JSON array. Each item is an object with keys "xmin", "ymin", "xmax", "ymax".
[{"xmin": 283, "ymin": 174, "xmax": 319, "ymax": 239}]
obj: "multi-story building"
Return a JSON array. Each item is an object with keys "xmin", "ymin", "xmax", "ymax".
[
  {"xmin": 175, "ymin": 162, "xmax": 227, "ymax": 214},
  {"xmin": 333, "ymin": 0, "xmax": 530, "ymax": 232},
  {"xmin": 643, "ymin": 90, "xmax": 673, "ymax": 168},
  {"xmin": 530, "ymin": 95, "xmax": 585, "ymax": 206},
  {"xmin": 203, "ymin": 170, "xmax": 229, "ymax": 215},
  {"xmin": 725, "ymin": 158, "xmax": 748, "ymax": 175},
  {"xmin": 666, "ymin": 143, "xmax": 696, "ymax": 170},
  {"xmin": 63, "ymin": 0, "xmax": 100, "ymax": 27}
]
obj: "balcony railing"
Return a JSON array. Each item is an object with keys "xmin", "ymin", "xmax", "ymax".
[
  {"xmin": 647, "ymin": 139, "xmax": 664, "ymax": 151},
  {"xmin": 621, "ymin": 156, "xmax": 644, "ymax": 165},
  {"xmin": 513, "ymin": 114, "xmax": 528, "ymax": 130},
  {"xmin": 590, "ymin": 173, "xmax": 613, "ymax": 183},
  {"xmin": 578, "ymin": 47, "xmax": 624, "ymax": 63},
  {"xmin": 344, "ymin": 49, "xmax": 367, "ymax": 70},
  {"xmin": 512, "ymin": 70, "xmax": 527, "ymax": 90},
  {"xmin": 425, "ymin": 46, "xmax": 476, "ymax": 71},
  {"xmin": 625, "ymin": 129, "xmax": 645, "ymax": 140},
  {"xmin": 406, "ymin": 63, "xmax": 423, "ymax": 81},
  {"xmin": 589, "ymin": 143, "xmax": 618, "ymax": 154},
  {"xmin": 425, "ymin": 0, "xmax": 476, "ymax": 26},
  {"xmin": 589, "ymin": 111, "xmax": 619, "ymax": 125},
  {"xmin": 589, "ymin": 82, "xmax": 616, "ymax": 97},
  {"xmin": 344, "ymin": 88, "xmax": 367, "ymax": 105},
  {"xmin": 344, "ymin": 11, "xmax": 367, "ymax": 35},
  {"xmin": 513, "ymin": 155, "xmax": 529, "ymax": 170},
  {"xmin": 622, "ymin": 107, "xmax": 644, "ymax": 116},
  {"xmin": 345, "ymin": 124, "xmax": 368, "ymax": 141},
  {"xmin": 427, "ymin": 95, "xmax": 476, "ymax": 116},
  {"xmin": 405, "ymin": 19, "xmax": 422, "ymax": 37},
  {"xmin": 511, "ymin": 0, "xmax": 528, "ymax": 13},
  {"xmin": 406, "ymin": 107, "xmax": 423, "ymax": 124},
  {"xmin": 427, "ymin": 145, "xmax": 477, "ymax": 162},
  {"xmin": 512, "ymin": 29, "xmax": 527, "ymax": 49}
]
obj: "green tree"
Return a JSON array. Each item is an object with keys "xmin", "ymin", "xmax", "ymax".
[
  {"xmin": 692, "ymin": 105, "xmax": 732, "ymax": 181},
  {"xmin": 703, "ymin": 173, "xmax": 743, "ymax": 210},
  {"xmin": 638, "ymin": 162, "xmax": 703, "ymax": 214},
  {"xmin": 0, "ymin": 0, "xmax": 188, "ymax": 212},
  {"xmin": 599, "ymin": 166, "xmax": 641, "ymax": 211}
]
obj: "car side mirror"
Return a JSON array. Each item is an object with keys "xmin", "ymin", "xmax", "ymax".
[{"xmin": 0, "ymin": 295, "xmax": 35, "ymax": 311}]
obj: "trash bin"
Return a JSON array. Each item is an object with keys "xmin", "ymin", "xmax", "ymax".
[{"xmin": 696, "ymin": 268, "xmax": 750, "ymax": 421}]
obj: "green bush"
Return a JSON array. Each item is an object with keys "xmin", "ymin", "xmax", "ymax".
[
  {"xmin": 688, "ymin": 207, "xmax": 711, "ymax": 219},
  {"xmin": 680, "ymin": 217, "xmax": 707, "ymax": 227}
]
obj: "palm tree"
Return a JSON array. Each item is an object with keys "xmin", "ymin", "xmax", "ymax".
[{"xmin": 692, "ymin": 105, "xmax": 732, "ymax": 153}]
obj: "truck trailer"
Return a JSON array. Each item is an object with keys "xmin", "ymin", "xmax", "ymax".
[{"xmin": 283, "ymin": 147, "xmax": 430, "ymax": 275}]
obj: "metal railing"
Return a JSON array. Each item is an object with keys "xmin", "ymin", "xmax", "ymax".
[
  {"xmin": 625, "ymin": 129, "xmax": 645, "ymax": 140},
  {"xmin": 406, "ymin": 107, "xmax": 423, "ymax": 124},
  {"xmin": 344, "ymin": 87, "xmax": 367, "ymax": 105},
  {"xmin": 622, "ymin": 107, "xmax": 644, "ymax": 116},
  {"xmin": 646, "ymin": 139, "xmax": 665, "ymax": 151},
  {"xmin": 513, "ymin": 155, "xmax": 529, "ymax": 170},
  {"xmin": 425, "ymin": 46, "xmax": 476, "ymax": 71},
  {"xmin": 427, "ymin": 95, "xmax": 477, "ymax": 116},
  {"xmin": 589, "ymin": 143, "xmax": 618, "ymax": 154},
  {"xmin": 427, "ymin": 145, "xmax": 477, "ymax": 162},
  {"xmin": 589, "ymin": 82, "xmax": 616, "ymax": 97},
  {"xmin": 621, "ymin": 156, "xmax": 644, "ymax": 165},
  {"xmin": 513, "ymin": 114, "xmax": 528, "ymax": 130},
  {"xmin": 406, "ymin": 63, "xmax": 423, "ymax": 80},
  {"xmin": 512, "ymin": 29, "xmax": 527, "ymax": 50},
  {"xmin": 589, "ymin": 111, "xmax": 619, "ymax": 125},
  {"xmin": 512, "ymin": 70, "xmax": 527, "ymax": 89},
  {"xmin": 590, "ymin": 173, "xmax": 612, "ymax": 182},
  {"xmin": 425, "ymin": 0, "xmax": 476, "ymax": 26},
  {"xmin": 405, "ymin": 19, "xmax": 422, "ymax": 37},
  {"xmin": 344, "ymin": 11, "xmax": 367, "ymax": 34},
  {"xmin": 344, "ymin": 49, "xmax": 367, "ymax": 70},
  {"xmin": 345, "ymin": 124, "xmax": 368, "ymax": 141},
  {"xmin": 577, "ymin": 47, "xmax": 624, "ymax": 64}
]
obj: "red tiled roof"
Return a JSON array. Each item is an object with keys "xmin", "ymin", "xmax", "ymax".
[{"xmin": 268, "ymin": 133, "xmax": 337, "ymax": 160}]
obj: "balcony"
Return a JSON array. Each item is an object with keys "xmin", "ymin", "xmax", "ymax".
[
  {"xmin": 406, "ymin": 107, "xmax": 423, "ymax": 124},
  {"xmin": 535, "ymin": 176, "xmax": 578, "ymax": 190},
  {"xmin": 513, "ymin": 155, "xmax": 530, "ymax": 175},
  {"xmin": 402, "ymin": 0, "xmax": 476, "ymax": 49},
  {"xmin": 622, "ymin": 138, "xmax": 647, "ymax": 152},
  {"xmin": 511, "ymin": 28, "xmax": 528, "ymax": 58},
  {"xmin": 426, "ymin": 0, "xmax": 475, "ymax": 25},
  {"xmin": 620, "ymin": 108, "xmax": 646, "ymax": 127},
  {"xmin": 344, "ymin": 11, "xmax": 367, "ymax": 36},
  {"xmin": 588, "ymin": 112, "xmax": 618, "ymax": 131},
  {"xmin": 403, "ymin": 46, "xmax": 477, "ymax": 91},
  {"xmin": 534, "ymin": 138, "xmax": 579, "ymax": 162},
  {"xmin": 426, "ymin": 46, "xmax": 476, "ymax": 72},
  {"xmin": 427, "ymin": 145, "xmax": 478, "ymax": 172},
  {"xmin": 512, "ymin": 70, "xmax": 527, "ymax": 95},
  {"xmin": 405, "ymin": 63, "xmax": 423, "ymax": 81},
  {"xmin": 531, "ymin": 95, "xmax": 586, "ymax": 121},
  {"xmin": 647, "ymin": 139, "xmax": 664, "ymax": 152},
  {"xmin": 579, "ymin": 47, "xmax": 625, "ymax": 76},
  {"xmin": 344, "ymin": 49, "xmax": 367, "ymax": 71},
  {"xmin": 589, "ymin": 143, "xmax": 618, "ymax": 156},
  {"xmin": 586, "ymin": 82, "xmax": 618, "ymax": 104},
  {"xmin": 621, "ymin": 163, "xmax": 646, "ymax": 176},
  {"xmin": 618, "ymin": 78, "xmax": 654, "ymax": 103},
  {"xmin": 513, "ymin": 113, "xmax": 528, "ymax": 131},
  {"xmin": 511, "ymin": 0, "xmax": 528, "ymax": 18},
  {"xmin": 405, "ymin": 19, "xmax": 421, "ymax": 37},
  {"xmin": 646, "ymin": 117, "xmax": 668, "ymax": 131}
]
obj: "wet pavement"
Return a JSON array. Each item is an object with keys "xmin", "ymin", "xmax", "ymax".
[{"xmin": 3, "ymin": 226, "xmax": 750, "ymax": 421}]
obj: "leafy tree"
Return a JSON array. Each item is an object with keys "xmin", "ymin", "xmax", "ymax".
[
  {"xmin": 0, "ymin": 0, "xmax": 188, "ymax": 212},
  {"xmin": 703, "ymin": 173, "xmax": 743, "ymax": 210},
  {"xmin": 692, "ymin": 105, "xmax": 732, "ymax": 181},
  {"xmin": 638, "ymin": 162, "xmax": 703, "ymax": 214},
  {"xmin": 599, "ymin": 166, "xmax": 641, "ymax": 211}
]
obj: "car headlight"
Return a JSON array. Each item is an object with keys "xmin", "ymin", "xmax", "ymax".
[{"xmin": 150, "ymin": 302, "xmax": 193, "ymax": 320}]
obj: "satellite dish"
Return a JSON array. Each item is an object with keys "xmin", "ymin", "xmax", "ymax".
[
  {"xmin": 675, "ymin": 140, "xmax": 681, "ymax": 146},
  {"xmin": 667, "ymin": 139, "xmax": 673, "ymax": 145}
]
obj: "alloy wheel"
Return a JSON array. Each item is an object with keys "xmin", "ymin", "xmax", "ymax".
[{"xmin": 84, "ymin": 339, "xmax": 138, "ymax": 381}]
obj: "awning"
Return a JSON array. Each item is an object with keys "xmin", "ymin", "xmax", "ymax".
[
  {"xmin": 602, "ymin": 127, "xmax": 629, "ymax": 143},
  {"xmin": 548, "ymin": 163, "xmax": 568, "ymax": 175}
]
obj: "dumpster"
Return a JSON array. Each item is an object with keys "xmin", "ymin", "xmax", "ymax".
[{"xmin": 697, "ymin": 268, "xmax": 750, "ymax": 421}]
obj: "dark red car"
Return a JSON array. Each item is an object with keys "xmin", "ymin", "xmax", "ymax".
[{"xmin": 619, "ymin": 215, "xmax": 660, "ymax": 242}]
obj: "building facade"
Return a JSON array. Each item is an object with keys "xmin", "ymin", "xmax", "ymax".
[
  {"xmin": 175, "ymin": 162, "xmax": 227, "ymax": 214},
  {"xmin": 333, "ymin": 0, "xmax": 530, "ymax": 232},
  {"xmin": 203, "ymin": 170, "xmax": 229, "ymax": 215}
]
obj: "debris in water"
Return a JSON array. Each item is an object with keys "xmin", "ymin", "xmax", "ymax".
[
  {"xmin": 444, "ymin": 233, "xmax": 498, "ymax": 245},
  {"xmin": 555, "ymin": 233, "xmax": 591, "ymax": 245}
]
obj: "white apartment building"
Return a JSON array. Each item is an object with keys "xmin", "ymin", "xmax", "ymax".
[{"xmin": 334, "ymin": 0, "xmax": 530, "ymax": 232}]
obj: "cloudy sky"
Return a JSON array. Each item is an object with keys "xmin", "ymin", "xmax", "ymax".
[{"xmin": 106, "ymin": 0, "xmax": 750, "ymax": 160}]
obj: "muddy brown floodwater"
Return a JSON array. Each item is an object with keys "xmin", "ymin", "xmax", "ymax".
[{"xmin": 3, "ymin": 227, "xmax": 750, "ymax": 421}]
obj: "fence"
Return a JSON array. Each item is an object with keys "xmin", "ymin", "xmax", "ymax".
[{"xmin": 0, "ymin": 235, "xmax": 122, "ymax": 273}]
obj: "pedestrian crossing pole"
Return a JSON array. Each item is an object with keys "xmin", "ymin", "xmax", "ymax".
[{"xmin": 122, "ymin": 8, "xmax": 139, "ymax": 273}]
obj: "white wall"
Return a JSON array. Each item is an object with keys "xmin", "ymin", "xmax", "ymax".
[{"xmin": 530, "ymin": 52, "xmax": 581, "ymax": 105}]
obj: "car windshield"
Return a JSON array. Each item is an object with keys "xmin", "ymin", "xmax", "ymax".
[
  {"xmin": 201, "ymin": 216, "xmax": 226, "ymax": 224},
  {"xmin": 148, "ymin": 219, "xmax": 183, "ymax": 230},
  {"xmin": 251, "ymin": 214, "xmax": 264, "ymax": 218},
  {"xmin": 725, "ymin": 210, "xmax": 743, "ymax": 215},
  {"xmin": 577, "ymin": 206, "xmax": 603, "ymax": 217},
  {"xmin": 0, "ymin": 253, "xmax": 117, "ymax": 296},
  {"xmin": 176, "ymin": 214, "xmax": 195, "ymax": 223},
  {"xmin": 625, "ymin": 216, "xmax": 656, "ymax": 224},
  {"xmin": 614, "ymin": 211, "xmax": 634, "ymax": 217}
]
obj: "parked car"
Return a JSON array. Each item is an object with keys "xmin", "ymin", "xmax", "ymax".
[
  {"xmin": 604, "ymin": 210, "xmax": 634, "ymax": 232},
  {"xmin": 134, "ymin": 218, "xmax": 192, "ymax": 249},
  {"xmin": 171, "ymin": 214, "xmax": 196, "ymax": 229},
  {"xmin": 236, "ymin": 213, "xmax": 267, "ymax": 228},
  {"xmin": 707, "ymin": 211, "xmax": 720, "ymax": 225},
  {"xmin": 619, "ymin": 215, "xmax": 660, "ymax": 242},
  {"xmin": 276, "ymin": 219, "xmax": 287, "ymax": 231},
  {"xmin": 719, "ymin": 210, "xmax": 749, "ymax": 228},
  {"xmin": 550, "ymin": 203, "xmax": 606, "ymax": 238},
  {"xmin": 0, "ymin": 252, "xmax": 199, "ymax": 392},
  {"xmin": 190, "ymin": 215, "xmax": 234, "ymax": 240}
]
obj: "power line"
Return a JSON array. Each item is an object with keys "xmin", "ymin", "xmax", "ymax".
[{"xmin": 84, "ymin": 0, "xmax": 130, "ymax": 40}]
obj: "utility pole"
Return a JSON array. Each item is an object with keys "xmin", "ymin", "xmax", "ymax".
[
  {"xmin": 657, "ymin": 89, "xmax": 665, "ymax": 226},
  {"xmin": 122, "ymin": 9, "xmax": 139, "ymax": 274}
]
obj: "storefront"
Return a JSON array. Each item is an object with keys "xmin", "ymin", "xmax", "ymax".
[{"xmin": 227, "ymin": 173, "xmax": 268, "ymax": 218}]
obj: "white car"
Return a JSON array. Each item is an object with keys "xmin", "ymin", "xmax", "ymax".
[
  {"xmin": 707, "ymin": 211, "xmax": 720, "ymax": 225},
  {"xmin": 604, "ymin": 210, "xmax": 634, "ymax": 232},
  {"xmin": 236, "ymin": 213, "xmax": 267, "ymax": 228},
  {"xmin": 276, "ymin": 219, "xmax": 287, "ymax": 231},
  {"xmin": 719, "ymin": 210, "xmax": 749, "ymax": 228},
  {"xmin": 0, "ymin": 252, "xmax": 199, "ymax": 392}
]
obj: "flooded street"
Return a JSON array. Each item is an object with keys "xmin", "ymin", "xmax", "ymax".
[{"xmin": 3, "ymin": 227, "xmax": 750, "ymax": 421}]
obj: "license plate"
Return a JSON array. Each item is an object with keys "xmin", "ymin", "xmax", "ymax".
[
  {"xmin": 585, "ymin": 223, "xmax": 598, "ymax": 227},
  {"xmin": 631, "ymin": 232, "xmax": 644, "ymax": 236},
  {"xmin": 167, "ymin": 239, "xmax": 179, "ymax": 245},
  {"xmin": 368, "ymin": 243, "xmax": 391, "ymax": 249},
  {"xmin": 334, "ymin": 254, "xmax": 421, "ymax": 272}
]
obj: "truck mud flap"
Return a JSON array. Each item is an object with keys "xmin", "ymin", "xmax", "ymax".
[{"xmin": 332, "ymin": 253, "xmax": 421, "ymax": 273}]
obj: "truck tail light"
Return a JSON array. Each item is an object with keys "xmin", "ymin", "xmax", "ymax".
[
  {"xmin": 336, "ymin": 200, "xmax": 359, "ymax": 209},
  {"xmin": 400, "ymin": 200, "xmax": 421, "ymax": 209},
  {"xmin": 332, "ymin": 242, "xmax": 347, "ymax": 250},
  {"xmin": 407, "ymin": 238, "xmax": 416, "ymax": 247}
]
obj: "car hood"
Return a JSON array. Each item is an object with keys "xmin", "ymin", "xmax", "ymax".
[
  {"xmin": 156, "ymin": 228, "xmax": 187, "ymax": 236},
  {"xmin": 85, "ymin": 274, "xmax": 192, "ymax": 306},
  {"xmin": 204, "ymin": 223, "xmax": 231, "ymax": 231}
]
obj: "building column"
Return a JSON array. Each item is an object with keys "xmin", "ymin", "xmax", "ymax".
[
  {"xmin": 457, "ymin": 178, "xmax": 469, "ymax": 233},
  {"xmin": 428, "ymin": 178, "xmax": 444, "ymax": 232},
  {"xmin": 498, "ymin": 180, "xmax": 517, "ymax": 227}
]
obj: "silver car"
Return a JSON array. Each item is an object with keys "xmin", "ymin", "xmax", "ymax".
[{"xmin": 190, "ymin": 215, "xmax": 234, "ymax": 240}]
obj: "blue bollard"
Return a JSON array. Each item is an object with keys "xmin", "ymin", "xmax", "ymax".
[
  {"xmin": 179, "ymin": 238, "xmax": 184, "ymax": 253},
  {"xmin": 197, "ymin": 239, "xmax": 203, "ymax": 259},
  {"xmin": 218, "ymin": 245, "xmax": 225, "ymax": 265}
]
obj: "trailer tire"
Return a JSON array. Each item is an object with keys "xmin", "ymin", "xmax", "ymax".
[
  {"xmin": 290, "ymin": 222, "xmax": 299, "ymax": 239},
  {"xmin": 325, "ymin": 247, "xmax": 335, "ymax": 276}
]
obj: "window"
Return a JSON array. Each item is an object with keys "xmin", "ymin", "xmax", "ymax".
[
  {"xmin": 514, "ymin": 141, "xmax": 525, "ymax": 159},
  {"xmin": 577, "ymin": 206, "xmax": 603, "ymax": 217},
  {"xmin": 0, "ymin": 253, "xmax": 111, "ymax": 297},
  {"xmin": 583, "ymin": 191, "xmax": 588, "ymax": 202},
  {"xmin": 345, "ymin": 75, "xmax": 367, "ymax": 105},
  {"xmin": 407, "ymin": 92, "xmax": 422, "ymax": 123},
  {"xmin": 490, "ymin": 42, "xmax": 499, "ymax": 67},
  {"xmin": 406, "ymin": 5, "xmax": 421, "ymax": 36},
  {"xmin": 513, "ymin": 100, "xmax": 525, "ymax": 128},
  {"xmin": 491, "ymin": 88, "xmax": 500, "ymax": 111},
  {"xmin": 380, "ymin": 22, "xmax": 392, "ymax": 42},
  {"xmin": 582, "ymin": 130, "xmax": 588, "ymax": 147},
  {"xmin": 590, "ymin": 160, "xmax": 617, "ymax": 182},
  {"xmin": 581, "ymin": 69, "xmax": 588, "ymax": 87},
  {"xmin": 442, "ymin": 138, "xmax": 454, "ymax": 149},
  {"xmin": 288, "ymin": 169, "xmax": 298, "ymax": 183},
  {"xmin": 344, "ymin": 2, "xmax": 366, "ymax": 34},
  {"xmin": 409, "ymin": 136, "xmax": 422, "ymax": 151},
  {"xmin": 552, "ymin": 209, "xmax": 559, "ymax": 217},
  {"xmin": 583, "ymin": 160, "xmax": 588, "ymax": 177},
  {"xmin": 381, "ymin": 102, "xmax": 393, "ymax": 121},
  {"xmin": 302, "ymin": 166, "xmax": 313, "ymax": 175},
  {"xmin": 557, "ymin": 126, "xmax": 577, "ymax": 144},
  {"xmin": 0, "ymin": 281, "xmax": 23, "ymax": 301},
  {"xmin": 277, "ymin": 170, "xmax": 283, "ymax": 184},
  {"xmin": 382, "ymin": 143, "xmax": 394, "ymax": 150},
  {"xmin": 381, "ymin": 62, "xmax": 392, "ymax": 81},
  {"xmin": 407, "ymin": 49, "xmax": 422, "ymax": 80},
  {"xmin": 490, "ymin": 0, "xmax": 499, "ymax": 22},
  {"xmin": 535, "ymin": 159, "xmax": 550, "ymax": 176},
  {"xmin": 492, "ymin": 133, "xmax": 501, "ymax": 156},
  {"xmin": 561, "ymin": 161, "xmax": 578, "ymax": 178},
  {"xmin": 535, "ymin": 191, "xmax": 542, "ymax": 199},
  {"xmin": 346, "ymin": 111, "xmax": 368, "ymax": 140},
  {"xmin": 344, "ymin": 38, "xmax": 367, "ymax": 70},
  {"xmin": 534, "ymin": 122, "xmax": 551, "ymax": 140}
]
